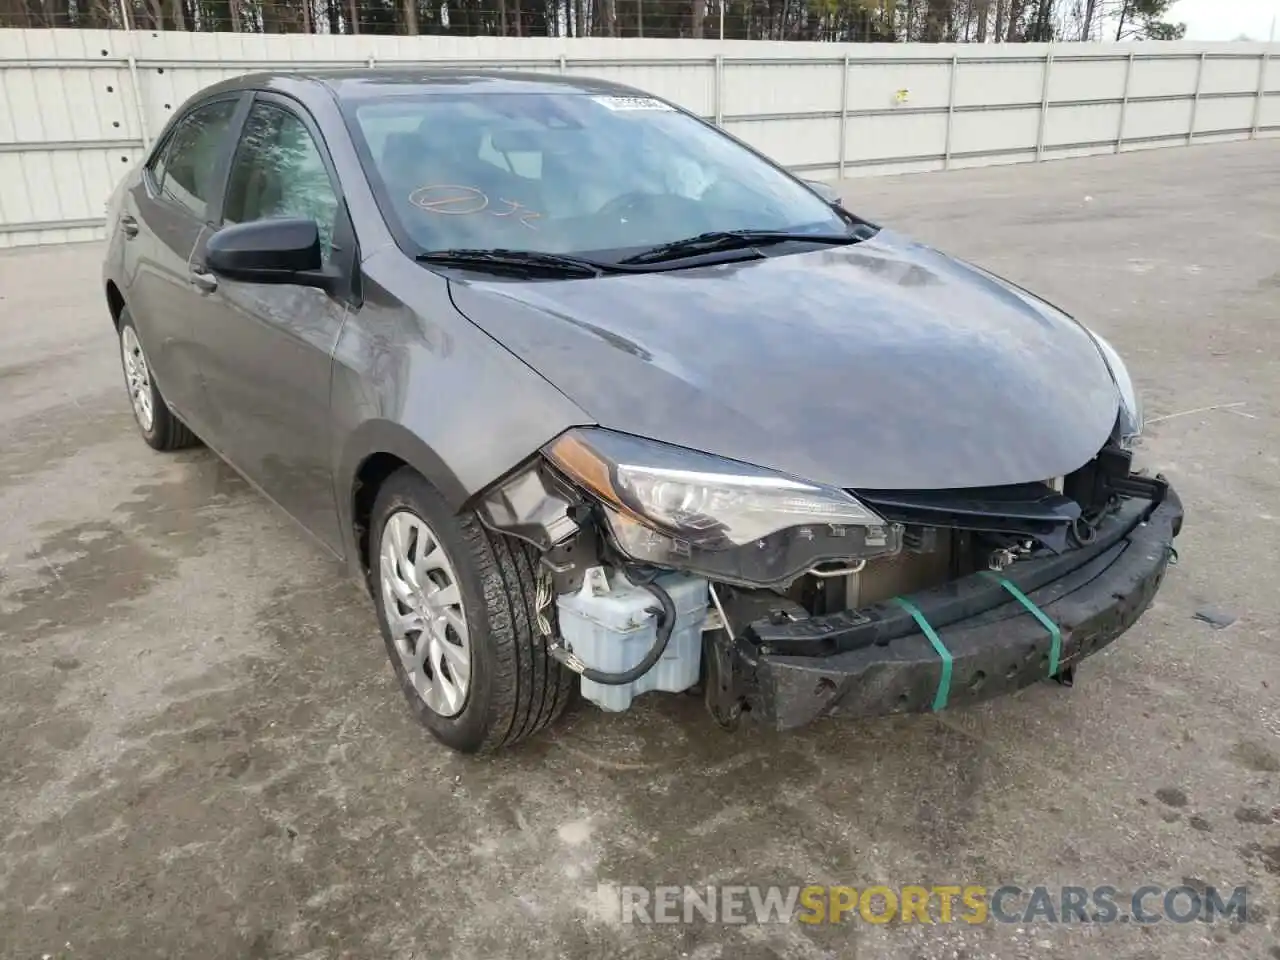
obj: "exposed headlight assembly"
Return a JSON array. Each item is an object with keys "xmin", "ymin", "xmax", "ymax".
[
  {"xmin": 545, "ymin": 428, "xmax": 900, "ymax": 586},
  {"xmin": 1085, "ymin": 329, "xmax": 1144, "ymax": 446}
]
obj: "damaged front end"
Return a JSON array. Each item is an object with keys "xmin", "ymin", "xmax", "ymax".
[{"xmin": 476, "ymin": 425, "xmax": 1182, "ymax": 732}]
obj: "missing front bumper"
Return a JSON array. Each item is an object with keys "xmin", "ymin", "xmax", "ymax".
[{"xmin": 721, "ymin": 485, "xmax": 1183, "ymax": 731}]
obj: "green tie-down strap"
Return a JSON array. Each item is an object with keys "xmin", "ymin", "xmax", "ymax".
[
  {"xmin": 982, "ymin": 572, "xmax": 1062, "ymax": 677},
  {"xmin": 892, "ymin": 596, "xmax": 953, "ymax": 711}
]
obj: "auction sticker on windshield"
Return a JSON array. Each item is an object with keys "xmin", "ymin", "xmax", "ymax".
[{"xmin": 591, "ymin": 95, "xmax": 675, "ymax": 111}]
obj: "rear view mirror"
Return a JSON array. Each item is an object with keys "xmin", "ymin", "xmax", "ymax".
[
  {"xmin": 802, "ymin": 179, "xmax": 842, "ymax": 206},
  {"xmin": 206, "ymin": 218, "xmax": 335, "ymax": 292},
  {"xmin": 489, "ymin": 127, "xmax": 545, "ymax": 153}
]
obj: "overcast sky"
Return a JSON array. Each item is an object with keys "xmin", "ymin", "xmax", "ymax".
[{"xmin": 1175, "ymin": 0, "xmax": 1279, "ymax": 40}]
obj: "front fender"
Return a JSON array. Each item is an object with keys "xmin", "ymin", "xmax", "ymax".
[
  {"xmin": 335, "ymin": 420, "xmax": 469, "ymax": 582},
  {"xmin": 329, "ymin": 248, "xmax": 594, "ymax": 581}
]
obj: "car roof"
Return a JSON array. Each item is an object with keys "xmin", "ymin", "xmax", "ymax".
[{"xmin": 198, "ymin": 68, "xmax": 649, "ymax": 103}]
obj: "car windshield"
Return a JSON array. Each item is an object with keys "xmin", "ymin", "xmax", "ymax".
[{"xmin": 344, "ymin": 91, "xmax": 849, "ymax": 260}]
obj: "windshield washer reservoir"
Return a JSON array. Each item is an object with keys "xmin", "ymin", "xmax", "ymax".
[{"xmin": 557, "ymin": 569, "xmax": 708, "ymax": 712}]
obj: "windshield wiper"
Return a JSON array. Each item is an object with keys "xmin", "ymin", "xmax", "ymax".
[
  {"xmin": 416, "ymin": 249, "xmax": 615, "ymax": 278},
  {"xmin": 620, "ymin": 229, "xmax": 861, "ymax": 265}
]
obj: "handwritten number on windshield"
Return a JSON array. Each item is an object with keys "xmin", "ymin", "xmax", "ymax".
[
  {"xmin": 409, "ymin": 185, "xmax": 488, "ymax": 215},
  {"xmin": 490, "ymin": 198, "xmax": 541, "ymax": 230},
  {"xmin": 409, "ymin": 185, "xmax": 540, "ymax": 230}
]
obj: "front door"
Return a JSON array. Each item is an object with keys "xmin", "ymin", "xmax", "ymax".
[{"xmin": 191, "ymin": 94, "xmax": 356, "ymax": 552}]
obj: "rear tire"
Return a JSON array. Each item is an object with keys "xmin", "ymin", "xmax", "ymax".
[
  {"xmin": 370, "ymin": 467, "xmax": 574, "ymax": 753},
  {"xmin": 118, "ymin": 308, "xmax": 198, "ymax": 451}
]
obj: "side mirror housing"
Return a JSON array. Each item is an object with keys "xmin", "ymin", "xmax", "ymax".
[
  {"xmin": 206, "ymin": 218, "xmax": 335, "ymax": 292},
  {"xmin": 802, "ymin": 179, "xmax": 842, "ymax": 207}
]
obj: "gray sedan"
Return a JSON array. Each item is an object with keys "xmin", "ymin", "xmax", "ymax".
[{"xmin": 102, "ymin": 69, "xmax": 1181, "ymax": 753}]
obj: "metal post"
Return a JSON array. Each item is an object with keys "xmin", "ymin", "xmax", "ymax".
[
  {"xmin": 944, "ymin": 53, "xmax": 958, "ymax": 169},
  {"xmin": 1250, "ymin": 50, "xmax": 1270, "ymax": 139},
  {"xmin": 1116, "ymin": 49, "xmax": 1135, "ymax": 153},
  {"xmin": 714, "ymin": 54, "xmax": 723, "ymax": 127},
  {"xmin": 558, "ymin": 53, "xmax": 567, "ymax": 74},
  {"xmin": 126, "ymin": 53, "xmax": 150, "ymax": 149},
  {"xmin": 367, "ymin": 54, "xmax": 376, "ymax": 68},
  {"xmin": 719, "ymin": 0, "xmax": 725, "ymax": 41},
  {"xmin": 1035, "ymin": 46, "xmax": 1054, "ymax": 162},
  {"xmin": 1188, "ymin": 50, "xmax": 1205, "ymax": 145},
  {"xmin": 837, "ymin": 52, "xmax": 850, "ymax": 179},
  {"xmin": 115, "ymin": 0, "xmax": 150, "ymax": 150}
]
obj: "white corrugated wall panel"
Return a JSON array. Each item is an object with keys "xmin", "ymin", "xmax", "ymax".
[
  {"xmin": 1259, "ymin": 93, "xmax": 1280, "ymax": 129},
  {"xmin": 1045, "ymin": 102, "xmax": 1122, "ymax": 147},
  {"xmin": 842, "ymin": 157, "xmax": 944, "ymax": 178},
  {"xmin": 1200, "ymin": 56, "xmax": 1264, "ymax": 95},
  {"xmin": 0, "ymin": 30, "xmax": 134, "ymax": 245},
  {"xmin": 722, "ymin": 116, "xmax": 836, "ymax": 169},
  {"xmin": 950, "ymin": 107, "xmax": 1039, "ymax": 156},
  {"xmin": 948, "ymin": 151, "xmax": 1036, "ymax": 170},
  {"xmin": 1048, "ymin": 57, "xmax": 1128, "ymax": 103},
  {"xmin": 1123, "ymin": 98, "xmax": 1195, "ymax": 141},
  {"xmin": 845, "ymin": 111, "xmax": 947, "ymax": 163},
  {"xmin": 1194, "ymin": 130, "xmax": 1250, "ymax": 144},
  {"xmin": 1042, "ymin": 143, "xmax": 1118, "ymax": 160},
  {"xmin": 0, "ymin": 148, "xmax": 131, "ymax": 241},
  {"xmin": 1118, "ymin": 137, "xmax": 1179, "ymax": 152},
  {"xmin": 0, "ymin": 224, "xmax": 102, "ymax": 248},
  {"xmin": 1128, "ymin": 55, "xmax": 1201, "ymax": 99},
  {"xmin": 954, "ymin": 59, "xmax": 1044, "ymax": 107},
  {"xmin": 721, "ymin": 61, "xmax": 843, "ymax": 118},
  {"xmin": 847, "ymin": 60, "xmax": 950, "ymax": 111},
  {"xmin": 1195, "ymin": 96, "xmax": 1258, "ymax": 134}
]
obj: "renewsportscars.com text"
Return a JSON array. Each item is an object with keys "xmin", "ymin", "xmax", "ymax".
[{"xmin": 607, "ymin": 883, "xmax": 1249, "ymax": 926}]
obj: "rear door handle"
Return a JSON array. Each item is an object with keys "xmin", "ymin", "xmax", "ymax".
[
  {"xmin": 120, "ymin": 214, "xmax": 139, "ymax": 239},
  {"xmin": 189, "ymin": 267, "xmax": 218, "ymax": 294}
]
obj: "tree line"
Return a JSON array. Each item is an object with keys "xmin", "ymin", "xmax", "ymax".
[{"xmin": 0, "ymin": 0, "xmax": 1186, "ymax": 42}]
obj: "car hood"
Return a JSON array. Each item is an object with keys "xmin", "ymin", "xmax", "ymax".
[{"xmin": 447, "ymin": 229, "xmax": 1120, "ymax": 490}]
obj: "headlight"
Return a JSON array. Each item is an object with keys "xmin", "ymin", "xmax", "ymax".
[
  {"xmin": 1085, "ymin": 329, "xmax": 1143, "ymax": 445},
  {"xmin": 544, "ymin": 428, "xmax": 899, "ymax": 586}
]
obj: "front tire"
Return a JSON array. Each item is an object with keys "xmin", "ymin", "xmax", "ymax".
[
  {"xmin": 370, "ymin": 467, "xmax": 574, "ymax": 753},
  {"xmin": 118, "ymin": 308, "xmax": 198, "ymax": 451}
]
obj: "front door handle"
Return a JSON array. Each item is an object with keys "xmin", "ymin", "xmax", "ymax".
[
  {"xmin": 120, "ymin": 214, "xmax": 139, "ymax": 239},
  {"xmin": 189, "ymin": 268, "xmax": 218, "ymax": 294}
]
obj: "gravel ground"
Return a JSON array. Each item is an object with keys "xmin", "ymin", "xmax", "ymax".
[{"xmin": 1, "ymin": 139, "xmax": 1278, "ymax": 960}]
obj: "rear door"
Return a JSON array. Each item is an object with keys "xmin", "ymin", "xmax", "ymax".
[
  {"xmin": 126, "ymin": 94, "xmax": 247, "ymax": 433},
  {"xmin": 190, "ymin": 93, "xmax": 357, "ymax": 551}
]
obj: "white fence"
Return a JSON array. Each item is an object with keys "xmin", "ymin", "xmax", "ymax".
[{"xmin": 1, "ymin": 29, "xmax": 1278, "ymax": 248}]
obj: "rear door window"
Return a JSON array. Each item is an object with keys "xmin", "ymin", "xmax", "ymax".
[{"xmin": 152, "ymin": 98, "xmax": 240, "ymax": 222}]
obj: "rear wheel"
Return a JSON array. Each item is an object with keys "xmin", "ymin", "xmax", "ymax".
[
  {"xmin": 370, "ymin": 467, "xmax": 574, "ymax": 753},
  {"xmin": 118, "ymin": 308, "xmax": 198, "ymax": 451}
]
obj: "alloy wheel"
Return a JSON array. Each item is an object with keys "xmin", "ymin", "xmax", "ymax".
[
  {"xmin": 379, "ymin": 510, "xmax": 472, "ymax": 717},
  {"xmin": 120, "ymin": 326, "xmax": 155, "ymax": 432}
]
